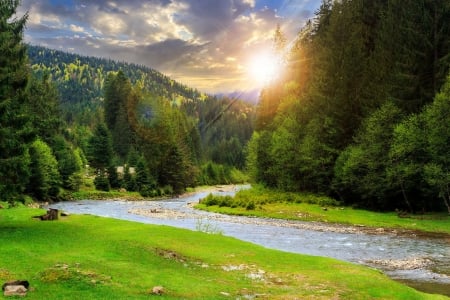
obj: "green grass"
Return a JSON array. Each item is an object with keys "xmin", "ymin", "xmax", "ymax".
[
  {"xmin": 1, "ymin": 208, "xmax": 447, "ymax": 299},
  {"xmin": 196, "ymin": 187, "xmax": 450, "ymax": 235},
  {"xmin": 70, "ymin": 189, "xmax": 144, "ymax": 200}
]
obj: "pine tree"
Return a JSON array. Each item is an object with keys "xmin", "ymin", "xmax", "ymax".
[
  {"xmin": 0, "ymin": 0, "xmax": 34, "ymax": 201},
  {"xmin": 25, "ymin": 73, "xmax": 63, "ymax": 144},
  {"xmin": 87, "ymin": 123, "xmax": 113, "ymax": 172},
  {"xmin": 104, "ymin": 70, "xmax": 134, "ymax": 159}
]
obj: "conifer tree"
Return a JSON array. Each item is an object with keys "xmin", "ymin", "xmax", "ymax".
[
  {"xmin": 25, "ymin": 73, "xmax": 63, "ymax": 144},
  {"xmin": 87, "ymin": 123, "xmax": 113, "ymax": 172},
  {"xmin": 0, "ymin": 0, "xmax": 33, "ymax": 201},
  {"xmin": 104, "ymin": 70, "xmax": 134, "ymax": 159}
]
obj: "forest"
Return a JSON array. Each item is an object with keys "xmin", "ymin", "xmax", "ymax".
[
  {"xmin": 247, "ymin": 0, "xmax": 450, "ymax": 213},
  {"xmin": 0, "ymin": 1, "xmax": 254, "ymax": 203},
  {"xmin": 1, "ymin": 0, "xmax": 450, "ymax": 213}
]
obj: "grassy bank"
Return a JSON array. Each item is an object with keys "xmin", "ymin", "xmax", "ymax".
[
  {"xmin": 0, "ymin": 208, "xmax": 446, "ymax": 299},
  {"xmin": 196, "ymin": 187, "xmax": 450, "ymax": 235}
]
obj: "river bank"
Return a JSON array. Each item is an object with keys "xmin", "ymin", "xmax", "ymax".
[
  {"xmin": 2, "ymin": 208, "xmax": 445, "ymax": 299},
  {"xmin": 48, "ymin": 186, "xmax": 450, "ymax": 296},
  {"xmin": 193, "ymin": 185, "xmax": 450, "ymax": 236}
]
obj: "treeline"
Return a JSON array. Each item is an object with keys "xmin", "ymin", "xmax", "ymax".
[
  {"xmin": 0, "ymin": 1, "xmax": 254, "ymax": 204},
  {"xmin": 28, "ymin": 45, "xmax": 255, "ymax": 178},
  {"xmin": 248, "ymin": 0, "xmax": 450, "ymax": 213},
  {"xmin": 28, "ymin": 45, "xmax": 207, "ymax": 125}
]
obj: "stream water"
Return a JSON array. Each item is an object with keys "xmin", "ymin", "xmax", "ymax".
[{"xmin": 49, "ymin": 186, "xmax": 450, "ymax": 296}]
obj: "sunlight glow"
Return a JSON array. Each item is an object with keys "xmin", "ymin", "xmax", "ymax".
[{"xmin": 247, "ymin": 51, "xmax": 282, "ymax": 87}]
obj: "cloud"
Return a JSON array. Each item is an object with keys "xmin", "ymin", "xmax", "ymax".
[{"xmin": 19, "ymin": 0, "xmax": 319, "ymax": 93}]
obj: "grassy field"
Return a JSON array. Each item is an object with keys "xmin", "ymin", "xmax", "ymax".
[
  {"xmin": 196, "ymin": 187, "xmax": 450, "ymax": 235},
  {"xmin": 0, "ymin": 208, "xmax": 447, "ymax": 299}
]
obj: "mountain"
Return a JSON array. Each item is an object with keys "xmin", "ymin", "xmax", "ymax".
[
  {"xmin": 216, "ymin": 89, "xmax": 261, "ymax": 105},
  {"xmin": 27, "ymin": 45, "xmax": 256, "ymax": 170}
]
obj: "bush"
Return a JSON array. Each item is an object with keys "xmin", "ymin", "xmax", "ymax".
[
  {"xmin": 246, "ymin": 201, "xmax": 255, "ymax": 210},
  {"xmin": 139, "ymin": 185, "xmax": 158, "ymax": 198},
  {"xmin": 94, "ymin": 175, "xmax": 110, "ymax": 191},
  {"xmin": 200, "ymin": 194, "xmax": 218, "ymax": 206}
]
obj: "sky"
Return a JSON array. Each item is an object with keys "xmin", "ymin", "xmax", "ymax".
[{"xmin": 18, "ymin": 0, "xmax": 322, "ymax": 93}]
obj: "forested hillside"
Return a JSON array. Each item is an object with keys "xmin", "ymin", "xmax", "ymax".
[
  {"xmin": 27, "ymin": 46, "xmax": 255, "ymax": 194},
  {"xmin": 28, "ymin": 45, "xmax": 207, "ymax": 124},
  {"xmin": 0, "ymin": 1, "xmax": 254, "ymax": 204},
  {"xmin": 248, "ymin": 0, "xmax": 450, "ymax": 213}
]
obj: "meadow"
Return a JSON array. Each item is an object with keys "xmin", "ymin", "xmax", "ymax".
[{"xmin": 1, "ymin": 207, "xmax": 447, "ymax": 299}]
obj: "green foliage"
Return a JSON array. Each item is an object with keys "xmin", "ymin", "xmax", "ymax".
[
  {"xmin": 107, "ymin": 165, "xmax": 120, "ymax": 189},
  {"xmin": 334, "ymin": 102, "xmax": 404, "ymax": 209},
  {"xmin": 94, "ymin": 173, "xmax": 110, "ymax": 192},
  {"xmin": 104, "ymin": 71, "xmax": 134, "ymax": 159},
  {"xmin": 87, "ymin": 123, "xmax": 113, "ymax": 171},
  {"xmin": 52, "ymin": 135, "xmax": 82, "ymax": 189},
  {"xmin": 197, "ymin": 161, "xmax": 248, "ymax": 186},
  {"xmin": 248, "ymin": 0, "xmax": 450, "ymax": 212},
  {"xmin": 122, "ymin": 166, "xmax": 137, "ymax": 192},
  {"xmin": 200, "ymin": 186, "xmax": 340, "ymax": 210},
  {"xmin": 26, "ymin": 45, "xmax": 254, "ymax": 194},
  {"xmin": 24, "ymin": 73, "xmax": 63, "ymax": 144},
  {"xmin": 135, "ymin": 156, "xmax": 156, "ymax": 196},
  {"xmin": 27, "ymin": 139, "xmax": 61, "ymax": 200},
  {"xmin": 0, "ymin": 0, "xmax": 33, "ymax": 201}
]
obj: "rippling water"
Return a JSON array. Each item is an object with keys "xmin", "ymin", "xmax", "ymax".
[{"xmin": 49, "ymin": 186, "xmax": 450, "ymax": 296}]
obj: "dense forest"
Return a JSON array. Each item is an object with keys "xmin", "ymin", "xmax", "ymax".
[
  {"xmin": 247, "ymin": 0, "xmax": 450, "ymax": 213},
  {"xmin": 2, "ymin": 0, "xmax": 450, "ymax": 213},
  {"xmin": 0, "ymin": 0, "xmax": 254, "ymax": 204},
  {"xmin": 28, "ymin": 45, "xmax": 255, "ymax": 188}
]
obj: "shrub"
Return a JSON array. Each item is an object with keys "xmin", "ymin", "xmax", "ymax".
[
  {"xmin": 246, "ymin": 201, "xmax": 255, "ymax": 210},
  {"xmin": 94, "ymin": 175, "xmax": 110, "ymax": 191}
]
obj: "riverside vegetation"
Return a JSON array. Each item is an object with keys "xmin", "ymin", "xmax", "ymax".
[
  {"xmin": 197, "ymin": 186, "xmax": 450, "ymax": 235},
  {"xmin": 0, "ymin": 208, "xmax": 448, "ymax": 299}
]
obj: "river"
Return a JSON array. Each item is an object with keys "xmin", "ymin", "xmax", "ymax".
[{"xmin": 49, "ymin": 186, "xmax": 450, "ymax": 296}]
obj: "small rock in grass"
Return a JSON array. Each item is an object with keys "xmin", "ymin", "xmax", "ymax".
[
  {"xmin": 2, "ymin": 281, "xmax": 29, "ymax": 297},
  {"xmin": 3, "ymin": 285, "xmax": 27, "ymax": 297},
  {"xmin": 151, "ymin": 286, "xmax": 164, "ymax": 295},
  {"xmin": 2, "ymin": 280, "xmax": 29, "ymax": 291}
]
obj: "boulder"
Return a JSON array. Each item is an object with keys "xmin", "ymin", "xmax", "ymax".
[
  {"xmin": 2, "ymin": 280, "xmax": 29, "ymax": 291},
  {"xmin": 2, "ymin": 280, "xmax": 29, "ymax": 297}
]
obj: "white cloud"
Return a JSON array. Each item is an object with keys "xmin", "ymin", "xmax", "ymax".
[{"xmin": 70, "ymin": 24, "xmax": 84, "ymax": 32}]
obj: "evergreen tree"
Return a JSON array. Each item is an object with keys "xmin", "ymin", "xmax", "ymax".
[
  {"xmin": 27, "ymin": 139, "xmax": 61, "ymax": 200},
  {"xmin": 52, "ymin": 135, "xmax": 82, "ymax": 189},
  {"xmin": 0, "ymin": 0, "xmax": 34, "ymax": 201},
  {"xmin": 334, "ymin": 102, "xmax": 403, "ymax": 209},
  {"xmin": 104, "ymin": 70, "xmax": 134, "ymax": 159},
  {"xmin": 25, "ymin": 73, "xmax": 63, "ymax": 144},
  {"xmin": 87, "ymin": 123, "xmax": 113, "ymax": 172}
]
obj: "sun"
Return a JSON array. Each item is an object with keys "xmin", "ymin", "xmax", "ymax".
[{"xmin": 247, "ymin": 51, "xmax": 281, "ymax": 87}]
